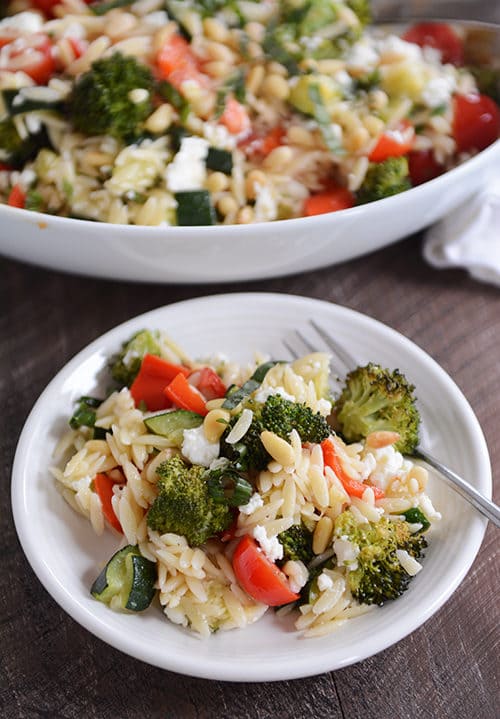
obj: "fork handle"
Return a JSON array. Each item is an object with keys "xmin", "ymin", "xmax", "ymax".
[{"xmin": 413, "ymin": 448, "xmax": 500, "ymax": 528}]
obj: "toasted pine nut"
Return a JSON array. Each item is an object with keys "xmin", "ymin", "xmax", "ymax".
[
  {"xmin": 203, "ymin": 17, "xmax": 230, "ymax": 43},
  {"xmin": 262, "ymin": 145, "xmax": 294, "ymax": 171},
  {"xmin": 246, "ymin": 65, "xmax": 265, "ymax": 95},
  {"xmin": 203, "ymin": 60, "xmax": 231, "ymax": 78},
  {"xmin": 267, "ymin": 61, "xmax": 288, "ymax": 77},
  {"xmin": 344, "ymin": 125, "xmax": 370, "ymax": 153},
  {"xmin": 366, "ymin": 431, "xmax": 401, "ymax": 449},
  {"xmin": 236, "ymin": 206, "xmax": 254, "ymax": 224},
  {"xmin": 245, "ymin": 170, "xmax": 267, "ymax": 200},
  {"xmin": 245, "ymin": 21, "xmax": 265, "ymax": 42},
  {"xmin": 206, "ymin": 172, "xmax": 229, "ymax": 193},
  {"xmin": 260, "ymin": 431, "xmax": 295, "ymax": 468},
  {"xmin": 145, "ymin": 104, "xmax": 174, "ymax": 134},
  {"xmin": 217, "ymin": 195, "xmax": 238, "ymax": 216},
  {"xmin": 287, "ymin": 126, "xmax": 317, "ymax": 148},
  {"xmin": 203, "ymin": 409, "xmax": 231, "ymax": 442},
  {"xmin": 313, "ymin": 516, "xmax": 334, "ymax": 555},
  {"xmin": 205, "ymin": 40, "xmax": 236, "ymax": 63},
  {"xmin": 260, "ymin": 74, "xmax": 290, "ymax": 101}
]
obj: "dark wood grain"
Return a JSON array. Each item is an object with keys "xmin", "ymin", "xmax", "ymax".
[{"xmin": 1, "ymin": 229, "xmax": 499, "ymax": 719}]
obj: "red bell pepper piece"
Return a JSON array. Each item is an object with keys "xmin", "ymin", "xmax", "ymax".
[
  {"xmin": 93, "ymin": 473, "xmax": 123, "ymax": 533},
  {"xmin": 130, "ymin": 353, "xmax": 190, "ymax": 411},
  {"xmin": 7, "ymin": 184, "xmax": 26, "ymax": 208},
  {"xmin": 164, "ymin": 372, "xmax": 208, "ymax": 416},
  {"xmin": 321, "ymin": 438, "xmax": 384, "ymax": 500}
]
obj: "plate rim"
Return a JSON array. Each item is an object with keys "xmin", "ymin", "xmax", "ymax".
[{"xmin": 11, "ymin": 292, "xmax": 491, "ymax": 681}]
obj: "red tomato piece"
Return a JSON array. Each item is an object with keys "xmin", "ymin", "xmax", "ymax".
[
  {"xmin": 189, "ymin": 367, "xmax": 227, "ymax": 401},
  {"xmin": 156, "ymin": 33, "xmax": 209, "ymax": 91},
  {"xmin": 1, "ymin": 33, "xmax": 55, "ymax": 85},
  {"xmin": 7, "ymin": 185, "xmax": 26, "ymax": 209},
  {"xmin": 408, "ymin": 149, "xmax": 444, "ymax": 186},
  {"xmin": 369, "ymin": 121, "xmax": 415, "ymax": 162},
  {"xmin": 93, "ymin": 473, "xmax": 123, "ymax": 533},
  {"xmin": 453, "ymin": 93, "xmax": 500, "ymax": 153},
  {"xmin": 402, "ymin": 22, "xmax": 463, "ymax": 66},
  {"xmin": 219, "ymin": 97, "xmax": 251, "ymax": 135},
  {"xmin": 321, "ymin": 439, "xmax": 385, "ymax": 500},
  {"xmin": 304, "ymin": 186, "xmax": 354, "ymax": 216},
  {"xmin": 240, "ymin": 126, "xmax": 285, "ymax": 157},
  {"xmin": 130, "ymin": 354, "xmax": 190, "ymax": 411},
  {"xmin": 31, "ymin": 0, "xmax": 92, "ymax": 15},
  {"xmin": 232, "ymin": 535, "xmax": 300, "ymax": 606}
]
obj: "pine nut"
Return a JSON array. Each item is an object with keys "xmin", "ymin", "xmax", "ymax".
[
  {"xmin": 217, "ymin": 195, "xmax": 238, "ymax": 216},
  {"xmin": 344, "ymin": 125, "xmax": 370, "ymax": 153},
  {"xmin": 245, "ymin": 22, "xmax": 265, "ymax": 42},
  {"xmin": 363, "ymin": 114, "xmax": 385, "ymax": 136},
  {"xmin": 144, "ymin": 104, "xmax": 174, "ymax": 134},
  {"xmin": 260, "ymin": 431, "xmax": 295, "ymax": 468},
  {"xmin": 313, "ymin": 516, "xmax": 334, "ymax": 555},
  {"xmin": 205, "ymin": 40, "xmax": 236, "ymax": 64},
  {"xmin": 262, "ymin": 145, "xmax": 294, "ymax": 171},
  {"xmin": 245, "ymin": 170, "xmax": 267, "ymax": 200},
  {"xmin": 267, "ymin": 61, "xmax": 288, "ymax": 77},
  {"xmin": 260, "ymin": 74, "xmax": 290, "ymax": 101},
  {"xmin": 246, "ymin": 65, "xmax": 265, "ymax": 95},
  {"xmin": 203, "ymin": 409, "xmax": 231, "ymax": 442},
  {"xmin": 203, "ymin": 17, "xmax": 229, "ymax": 43},
  {"xmin": 408, "ymin": 465, "xmax": 428, "ymax": 491},
  {"xmin": 206, "ymin": 172, "xmax": 229, "ymax": 193},
  {"xmin": 287, "ymin": 126, "xmax": 317, "ymax": 148},
  {"xmin": 236, "ymin": 206, "xmax": 254, "ymax": 224},
  {"xmin": 203, "ymin": 60, "xmax": 231, "ymax": 78}
]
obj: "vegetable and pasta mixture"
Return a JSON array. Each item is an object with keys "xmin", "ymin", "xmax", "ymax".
[
  {"xmin": 51, "ymin": 330, "xmax": 441, "ymax": 637},
  {"xmin": 0, "ymin": 1, "xmax": 499, "ymax": 225}
]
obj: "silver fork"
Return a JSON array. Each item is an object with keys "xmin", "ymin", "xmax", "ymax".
[{"xmin": 284, "ymin": 319, "xmax": 500, "ymax": 528}]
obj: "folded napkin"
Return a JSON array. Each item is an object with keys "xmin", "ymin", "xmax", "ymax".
[{"xmin": 423, "ymin": 176, "xmax": 500, "ymax": 287}]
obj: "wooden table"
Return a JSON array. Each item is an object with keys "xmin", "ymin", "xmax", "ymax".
[{"xmin": 1, "ymin": 230, "xmax": 498, "ymax": 718}]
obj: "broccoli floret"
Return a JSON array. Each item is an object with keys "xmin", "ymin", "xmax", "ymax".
[
  {"xmin": 335, "ymin": 363, "xmax": 420, "ymax": 454},
  {"xmin": 334, "ymin": 510, "xmax": 427, "ymax": 605},
  {"xmin": 356, "ymin": 157, "xmax": 411, "ymax": 204},
  {"xmin": 346, "ymin": 0, "xmax": 371, "ymax": 27},
  {"xmin": 68, "ymin": 53, "xmax": 155, "ymax": 141},
  {"xmin": 261, "ymin": 395, "xmax": 330, "ymax": 444},
  {"xmin": 110, "ymin": 329, "xmax": 162, "ymax": 387},
  {"xmin": 278, "ymin": 524, "xmax": 314, "ymax": 565},
  {"xmin": 220, "ymin": 395, "xmax": 331, "ymax": 471},
  {"xmin": 146, "ymin": 455, "xmax": 232, "ymax": 546}
]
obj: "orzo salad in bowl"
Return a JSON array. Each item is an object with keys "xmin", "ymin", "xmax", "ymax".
[
  {"xmin": 0, "ymin": 0, "xmax": 499, "ymax": 226},
  {"xmin": 11, "ymin": 294, "xmax": 491, "ymax": 679}
]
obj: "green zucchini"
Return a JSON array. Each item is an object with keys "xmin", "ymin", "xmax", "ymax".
[
  {"xmin": 91, "ymin": 545, "xmax": 156, "ymax": 611},
  {"xmin": 175, "ymin": 190, "xmax": 217, "ymax": 226},
  {"xmin": 2, "ymin": 87, "xmax": 65, "ymax": 116},
  {"xmin": 90, "ymin": 0, "xmax": 133, "ymax": 15},
  {"xmin": 144, "ymin": 409, "xmax": 203, "ymax": 446},
  {"xmin": 206, "ymin": 147, "xmax": 233, "ymax": 174}
]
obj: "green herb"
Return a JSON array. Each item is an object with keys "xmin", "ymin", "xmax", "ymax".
[{"xmin": 307, "ymin": 84, "xmax": 344, "ymax": 154}]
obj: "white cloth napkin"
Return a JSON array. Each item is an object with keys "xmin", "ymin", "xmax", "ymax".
[{"xmin": 423, "ymin": 176, "xmax": 500, "ymax": 287}]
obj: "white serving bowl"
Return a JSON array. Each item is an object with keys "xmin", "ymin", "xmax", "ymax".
[{"xmin": 2, "ymin": 138, "xmax": 498, "ymax": 284}]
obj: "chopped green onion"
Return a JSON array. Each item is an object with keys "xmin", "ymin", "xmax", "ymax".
[
  {"xmin": 69, "ymin": 396, "xmax": 102, "ymax": 430},
  {"xmin": 307, "ymin": 84, "xmax": 344, "ymax": 155},
  {"xmin": 222, "ymin": 361, "xmax": 281, "ymax": 409},
  {"xmin": 206, "ymin": 468, "xmax": 253, "ymax": 507}
]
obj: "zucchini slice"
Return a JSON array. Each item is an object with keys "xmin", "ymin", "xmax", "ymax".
[
  {"xmin": 144, "ymin": 409, "xmax": 203, "ymax": 446},
  {"xmin": 91, "ymin": 545, "xmax": 156, "ymax": 611},
  {"xmin": 206, "ymin": 147, "xmax": 233, "ymax": 175},
  {"xmin": 175, "ymin": 190, "xmax": 217, "ymax": 226},
  {"xmin": 2, "ymin": 86, "xmax": 65, "ymax": 116}
]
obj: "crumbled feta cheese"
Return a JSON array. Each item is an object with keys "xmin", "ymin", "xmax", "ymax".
[
  {"xmin": 202, "ymin": 122, "xmax": 237, "ymax": 150},
  {"xmin": 333, "ymin": 537, "xmax": 359, "ymax": 569},
  {"xmin": 181, "ymin": 425, "xmax": 219, "ymax": 468},
  {"xmin": 299, "ymin": 35, "xmax": 323, "ymax": 52},
  {"xmin": 239, "ymin": 492, "xmax": 264, "ymax": 515},
  {"xmin": 253, "ymin": 525, "xmax": 283, "ymax": 563},
  {"xmin": 165, "ymin": 136, "xmax": 209, "ymax": 192},
  {"xmin": 253, "ymin": 183, "xmax": 278, "ymax": 223},
  {"xmin": 346, "ymin": 40, "xmax": 379, "ymax": 70},
  {"xmin": 366, "ymin": 445, "xmax": 406, "ymax": 490},
  {"xmin": 0, "ymin": 12, "xmax": 43, "ymax": 33},
  {"xmin": 379, "ymin": 34, "xmax": 423, "ymax": 62},
  {"xmin": 253, "ymin": 385, "xmax": 296, "ymax": 403},
  {"xmin": 421, "ymin": 74, "xmax": 456, "ymax": 108},
  {"xmin": 396, "ymin": 549, "xmax": 423, "ymax": 576},
  {"xmin": 317, "ymin": 571, "xmax": 334, "ymax": 591},
  {"xmin": 335, "ymin": 70, "xmax": 354, "ymax": 92}
]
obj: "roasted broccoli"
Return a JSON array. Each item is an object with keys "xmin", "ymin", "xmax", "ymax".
[
  {"xmin": 334, "ymin": 510, "xmax": 427, "ymax": 605},
  {"xmin": 335, "ymin": 363, "xmax": 420, "ymax": 454},
  {"xmin": 146, "ymin": 455, "xmax": 233, "ymax": 546},
  {"xmin": 356, "ymin": 157, "xmax": 411, "ymax": 204},
  {"xmin": 278, "ymin": 524, "xmax": 314, "ymax": 565},
  {"xmin": 68, "ymin": 53, "xmax": 155, "ymax": 141},
  {"xmin": 220, "ymin": 395, "xmax": 331, "ymax": 471},
  {"xmin": 110, "ymin": 329, "xmax": 162, "ymax": 387}
]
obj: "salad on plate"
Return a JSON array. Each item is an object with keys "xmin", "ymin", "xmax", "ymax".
[{"xmin": 51, "ymin": 328, "xmax": 441, "ymax": 638}]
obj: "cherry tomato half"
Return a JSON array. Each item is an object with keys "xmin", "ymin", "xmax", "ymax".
[
  {"xmin": 408, "ymin": 150, "xmax": 444, "ymax": 186},
  {"xmin": 304, "ymin": 186, "xmax": 354, "ymax": 216},
  {"xmin": 453, "ymin": 93, "xmax": 500, "ymax": 153},
  {"xmin": 1, "ymin": 33, "xmax": 55, "ymax": 85},
  {"xmin": 402, "ymin": 22, "xmax": 464, "ymax": 66},
  {"xmin": 232, "ymin": 535, "xmax": 300, "ymax": 606},
  {"xmin": 189, "ymin": 367, "xmax": 227, "ymax": 401}
]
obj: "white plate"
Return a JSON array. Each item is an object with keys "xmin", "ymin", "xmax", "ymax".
[{"xmin": 11, "ymin": 293, "xmax": 491, "ymax": 681}]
